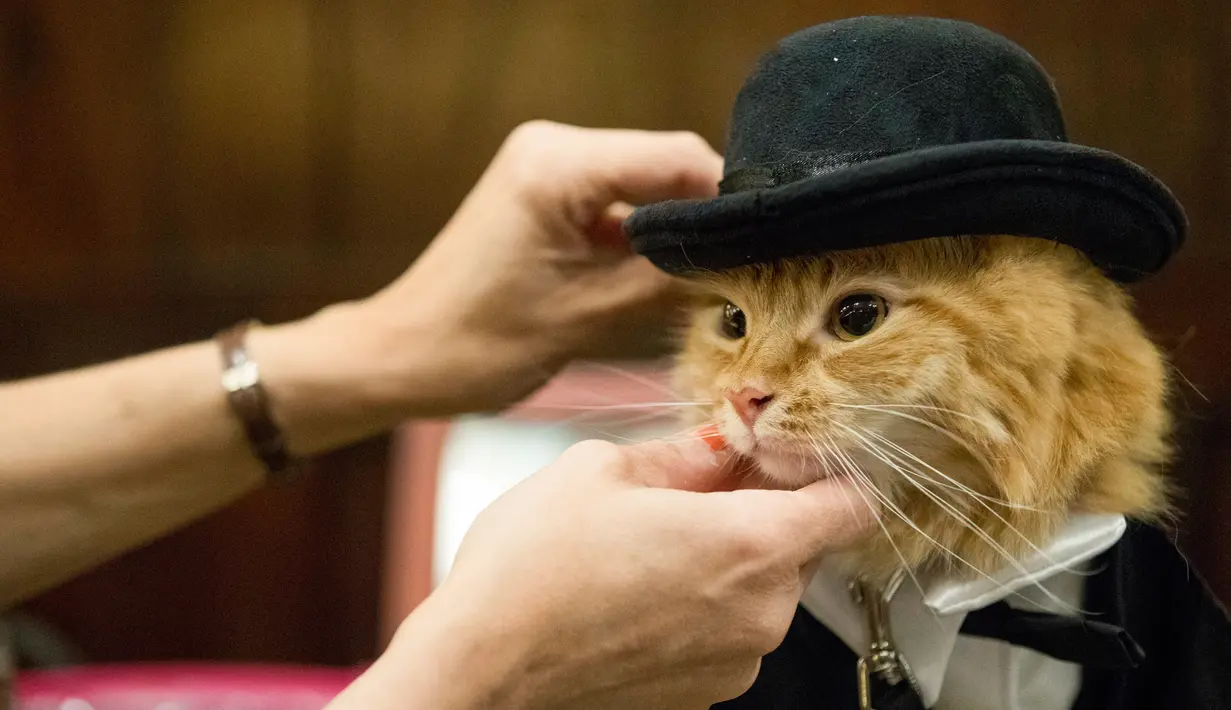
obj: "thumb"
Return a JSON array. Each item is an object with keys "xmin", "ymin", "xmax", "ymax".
[
  {"xmin": 621, "ymin": 432, "xmax": 738, "ymax": 493},
  {"xmin": 775, "ymin": 476, "xmax": 880, "ymax": 561}
]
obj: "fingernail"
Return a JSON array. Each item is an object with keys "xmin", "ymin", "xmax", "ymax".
[{"xmin": 698, "ymin": 424, "xmax": 726, "ymax": 452}]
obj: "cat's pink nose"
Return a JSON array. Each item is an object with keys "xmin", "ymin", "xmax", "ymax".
[{"xmin": 724, "ymin": 386, "xmax": 775, "ymax": 428}]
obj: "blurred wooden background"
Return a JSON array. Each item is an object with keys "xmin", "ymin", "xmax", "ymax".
[{"xmin": 1, "ymin": 0, "xmax": 1228, "ymax": 664}]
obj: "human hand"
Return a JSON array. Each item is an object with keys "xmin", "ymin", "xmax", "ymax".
[
  {"xmin": 247, "ymin": 121, "xmax": 721, "ymax": 455},
  {"xmin": 364, "ymin": 120, "xmax": 722, "ymax": 412},
  {"xmin": 333, "ymin": 436, "xmax": 876, "ymax": 710}
]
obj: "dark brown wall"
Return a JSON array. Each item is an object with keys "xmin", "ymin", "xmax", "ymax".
[{"xmin": 2, "ymin": 0, "xmax": 1228, "ymax": 664}]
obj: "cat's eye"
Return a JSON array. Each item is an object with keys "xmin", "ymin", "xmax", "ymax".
[
  {"xmin": 720, "ymin": 302, "xmax": 746, "ymax": 339},
  {"xmin": 832, "ymin": 293, "xmax": 888, "ymax": 341}
]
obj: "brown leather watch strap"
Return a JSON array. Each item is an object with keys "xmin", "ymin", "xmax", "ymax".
[{"xmin": 216, "ymin": 320, "xmax": 296, "ymax": 479}]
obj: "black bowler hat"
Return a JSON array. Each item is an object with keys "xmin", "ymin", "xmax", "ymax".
[{"xmin": 625, "ymin": 16, "xmax": 1185, "ymax": 283}]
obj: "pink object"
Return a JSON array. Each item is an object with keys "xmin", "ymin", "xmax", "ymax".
[{"xmin": 14, "ymin": 663, "xmax": 364, "ymax": 710}]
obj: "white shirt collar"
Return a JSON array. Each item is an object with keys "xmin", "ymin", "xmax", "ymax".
[{"xmin": 799, "ymin": 513, "xmax": 1126, "ymax": 707}]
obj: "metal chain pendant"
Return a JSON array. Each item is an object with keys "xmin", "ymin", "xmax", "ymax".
[{"xmin": 850, "ymin": 570, "xmax": 926, "ymax": 710}]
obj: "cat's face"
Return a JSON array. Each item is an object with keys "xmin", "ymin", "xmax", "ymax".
[{"xmin": 675, "ymin": 236, "xmax": 1172, "ymax": 580}]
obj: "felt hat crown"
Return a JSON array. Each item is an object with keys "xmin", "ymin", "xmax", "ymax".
[{"xmin": 625, "ymin": 16, "xmax": 1185, "ymax": 282}]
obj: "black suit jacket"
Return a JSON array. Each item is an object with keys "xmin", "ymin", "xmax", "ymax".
[{"xmin": 714, "ymin": 522, "xmax": 1231, "ymax": 709}]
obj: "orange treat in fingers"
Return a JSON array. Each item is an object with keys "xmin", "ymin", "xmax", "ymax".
[{"xmin": 697, "ymin": 424, "xmax": 726, "ymax": 452}]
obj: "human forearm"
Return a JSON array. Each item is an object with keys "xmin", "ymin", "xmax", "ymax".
[
  {"xmin": 0, "ymin": 331, "xmax": 259, "ymax": 606},
  {"xmin": 0, "ymin": 300, "xmax": 483, "ymax": 607}
]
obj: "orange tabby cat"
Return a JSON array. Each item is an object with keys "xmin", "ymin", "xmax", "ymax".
[{"xmin": 674, "ymin": 235, "xmax": 1173, "ymax": 585}]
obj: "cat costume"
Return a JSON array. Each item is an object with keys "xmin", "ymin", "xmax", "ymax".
[{"xmin": 624, "ymin": 16, "xmax": 1231, "ymax": 710}]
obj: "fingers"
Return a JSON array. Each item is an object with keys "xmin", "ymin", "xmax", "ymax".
[
  {"xmin": 694, "ymin": 475, "xmax": 878, "ymax": 572},
  {"xmin": 587, "ymin": 202, "xmax": 638, "ymax": 252},
  {"xmin": 619, "ymin": 437, "xmax": 736, "ymax": 493},
  {"xmin": 563, "ymin": 432, "xmax": 874, "ymax": 558},
  {"xmin": 576, "ymin": 128, "xmax": 724, "ymax": 206},
  {"xmin": 602, "ymin": 431, "xmax": 876, "ymax": 556},
  {"xmin": 776, "ymin": 476, "xmax": 880, "ymax": 561},
  {"xmin": 553, "ymin": 436, "xmax": 731, "ymax": 493},
  {"xmin": 499, "ymin": 120, "xmax": 724, "ymax": 208}
]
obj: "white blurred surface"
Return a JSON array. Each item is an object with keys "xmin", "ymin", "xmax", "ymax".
[{"xmin": 431, "ymin": 415, "xmax": 680, "ymax": 588}]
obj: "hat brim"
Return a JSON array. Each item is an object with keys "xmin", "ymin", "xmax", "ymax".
[{"xmin": 625, "ymin": 139, "xmax": 1185, "ymax": 283}]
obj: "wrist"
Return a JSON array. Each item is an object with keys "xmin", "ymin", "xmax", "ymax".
[
  {"xmin": 361, "ymin": 272, "xmax": 557, "ymax": 416},
  {"xmin": 377, "ymin": 586, "xmax": 535, "ymax": 710},
  {"xmin": 241, "ymin": 285, "xmax": 540, "ymax": 458},
  {"xmin": 242, "ymin": 301, "xmax": 408, "ymax": 456}
]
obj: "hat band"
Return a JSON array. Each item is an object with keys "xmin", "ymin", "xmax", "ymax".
[{"xmin": 718, "ymin": 148, "xmax": 894, "ymax": 195}]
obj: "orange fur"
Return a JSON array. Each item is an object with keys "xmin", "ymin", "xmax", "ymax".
[{"xmin": 674, "ymin": 236, "xmax": 1174, "ymax": 583}]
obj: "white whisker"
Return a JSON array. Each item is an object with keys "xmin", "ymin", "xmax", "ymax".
[
  {"xmin": 584, "ymin": 362, "xmax": 688, "ymax": 400},
  {"xmin": 836, "ymin": 423, "xmax": 1082, "ymax": 613},
  {"xmin": 813, "ymin": 434, "xmax": 935, "ymax": 623},
  {"xmin": 837, "ymin": 404, "xmax": 1004, "ymax": 472},
  {"xmin": 855, "ymin": 426, "xmax": 1042, "ymax": 512},
  {"xmin": 519, "ymin": 401, "xmax": 706, "ymax": 411},
  {"xmin": 839, "ymin": 402, "xmax": 1010, "ymax": 436},
  {"xmin": 853, "ymin": 424, "xmax": 1093, "ymax": 581}
]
